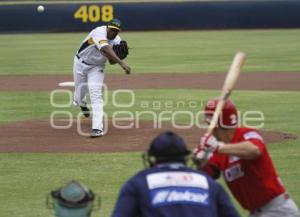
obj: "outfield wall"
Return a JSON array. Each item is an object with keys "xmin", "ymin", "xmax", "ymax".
[{"xmin": 1, "ymin": 0, "xmax": 300, "ymax": 32}]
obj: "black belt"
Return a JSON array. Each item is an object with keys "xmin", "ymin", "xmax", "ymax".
[{"xmin": 76, "ymin": 54, "xmax": 92, "ymax": 66}]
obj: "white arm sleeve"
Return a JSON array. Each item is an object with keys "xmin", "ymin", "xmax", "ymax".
[{"xmin": 90, "ymin": 27, "xmax": 109, "ymax": 50}]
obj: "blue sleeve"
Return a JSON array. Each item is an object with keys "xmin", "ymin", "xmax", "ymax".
[
  {"xmin": 215, "ymin": 184, "xmax": 240, "ymax": 217},
  {"xmin": 111, "ymin": 179, "xmax": 139, "ymax": 217}
]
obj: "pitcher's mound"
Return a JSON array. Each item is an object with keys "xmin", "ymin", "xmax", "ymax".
[{"xmin": 0, "ymin": 119, "xmax": 297, "ymax": 153}]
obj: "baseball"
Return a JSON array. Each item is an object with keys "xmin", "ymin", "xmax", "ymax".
[{"xmin": 37, "ymin": 5, "xmax": 45, "ymax": 13}]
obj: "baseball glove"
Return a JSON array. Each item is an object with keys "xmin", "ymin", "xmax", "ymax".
[{"xmin": 113, "ymin": 40, "xmax": 129, "ymax": 60}]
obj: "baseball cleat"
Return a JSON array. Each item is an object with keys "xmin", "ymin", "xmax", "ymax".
[
  {"xmin": 80, "ymin": 106, "xmax": 90, "ymax": 118},
  {"xmin": 72, "ymin": 100, "xmax": 79, "ymax": 107},
  {"xmin": 90, "ymin": 129, "xmax": 104, "ymax": 138}
]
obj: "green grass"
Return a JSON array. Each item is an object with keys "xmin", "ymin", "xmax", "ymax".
[
  {"xmin": 0, "ymin": 141, "xmax": 299, "ymax": 217},
  {"xmin": 0, "ymin": 29, "xmax": 300, "ymax": 217},
  {"xmin": 1, "ymin": 89, "xmax": 300, "ymax": 134},
  {"xmin": 0, "ymin": 152, "xmax": 142, "ymax": 217},
  {"xmin": 1, "ymin": 29, "xmax": 300, "ymax": 75},
  {"xmin": 0, "ymin": 89, "xmax": 299, "ymax": 216}
]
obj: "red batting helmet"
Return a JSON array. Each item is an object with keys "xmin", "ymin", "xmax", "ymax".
[{"xmin": 204, "ymin": 98, "xmax": 238, "ymax": 128}]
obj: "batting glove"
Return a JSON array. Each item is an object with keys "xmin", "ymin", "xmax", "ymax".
[
  {"xmin": 193, "ymin": 146, "xmax": 212, "ymax": 160},
  {"xmin": 192, "ymin": 145, "xmax": 213, "ymax": 169},
  {"xmin": 201, "ymin": 133, "xmax": 224, "ymax": 153}
]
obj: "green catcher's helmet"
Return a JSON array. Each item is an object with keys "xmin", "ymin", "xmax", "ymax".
[{"xmin": 47, "ymin": 180, "xmax": 100, "ymax": 217}]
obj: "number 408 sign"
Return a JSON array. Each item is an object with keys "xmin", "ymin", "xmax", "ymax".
[{"xmin": 74, "ymin": 5, "xmax": 114, "ymax": 23}]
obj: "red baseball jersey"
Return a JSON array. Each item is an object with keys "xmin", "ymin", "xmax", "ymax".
[{"xmin": 203, "ymin": 127, "xmax": 285, "ymax": 211}]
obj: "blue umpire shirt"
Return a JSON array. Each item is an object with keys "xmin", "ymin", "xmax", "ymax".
[{"xmin": 112, "ymin": 163, "xmax": 240, "ymax": 217}]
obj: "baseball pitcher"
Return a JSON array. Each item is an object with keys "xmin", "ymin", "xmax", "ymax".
[{"xmin": 73, "ymin": 18, "xmax": 130, "ymax": 138}]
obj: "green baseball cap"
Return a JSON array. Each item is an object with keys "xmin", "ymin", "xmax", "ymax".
[{"xmin": 107, "ymin": 18, "xmax": 121, "ymax": 31}]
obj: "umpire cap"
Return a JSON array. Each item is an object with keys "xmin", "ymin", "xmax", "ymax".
[
  {"xmin": 148, "ymin": 131, "xmax": 190, "ymax": 159},
  {"xmin": 49, "ymin": 180, "xmax": 96, "ymax": 217}
]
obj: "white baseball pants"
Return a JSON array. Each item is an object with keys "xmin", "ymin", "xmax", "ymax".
[
  {"xmin": 249, "ymin": 193, "xmax": 300, "ymax": 217},
  {"xmin": 73, "ymin": 57, "xmax": 105, "ymax": 131}
]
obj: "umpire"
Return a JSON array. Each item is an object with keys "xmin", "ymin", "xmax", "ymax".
[{"xmin": 112, "ymin": 131, "xmax": 240, "ymax": 217}]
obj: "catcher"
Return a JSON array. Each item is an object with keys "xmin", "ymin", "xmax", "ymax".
[
  {"xmin": 47, "ymin": 180, "xmax": 100, "ymax": 217},
  {"xmin": 72, "ymin": 18, "xmax": 130, "ymax": 138}
]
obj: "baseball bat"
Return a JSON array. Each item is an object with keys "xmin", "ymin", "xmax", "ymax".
[
  {"xmin": 193, "ymin": 52, "xmax": 246, "ymax": 167},
  {"xmin": 206, "ymin": 52, "xmax": 246, "ymax": 135}
]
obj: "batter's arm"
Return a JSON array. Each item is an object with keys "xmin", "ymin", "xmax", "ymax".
[
  {"xmin": 101, "ymin": 45, "xmax": 131, "ymax": 74},
  {"xmin": 218, "ymin": 141, "xmax": 261, "ymax": 159}
]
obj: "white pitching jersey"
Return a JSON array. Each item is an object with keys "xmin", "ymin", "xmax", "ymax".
[{"xmin": 76, "ymin": 26, "xmax": 121, "ymax": 67}]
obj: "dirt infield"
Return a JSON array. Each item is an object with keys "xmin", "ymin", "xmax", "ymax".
[
  {"xmin": 0, "ymin": 119, "xmax": 297, "ymax": 153},
  {"xmin": 0, "ymin": 72, "xmax": 300, "ymax": 91},
  {"xmin": 0, "ymin": 72, "xmax": 298, "ymax": 153}
]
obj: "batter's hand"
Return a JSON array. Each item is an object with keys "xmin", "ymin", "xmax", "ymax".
[
  {"xmin": 192, "ymin": 145, "xmax": 212, "ymax": 169},
  {"xmin": 121, "ymin": 62, "xmax": 131, "ymax": 74},
  {"xmin": 201, "ymin": 133, "xmax": 224, "ymax": 152},
  {"xmin": 193, "ymin": 146, "xmax": 208, "ymax": 160}
]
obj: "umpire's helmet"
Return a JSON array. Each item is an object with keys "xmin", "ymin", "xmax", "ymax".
[
  {"xmin": 47, "ymin": 180, "xmax": 100, "ymax": 217},
  {"xmin": 107, "ymin": 18, "xmax": 121, "ymax": 31},
  {"xmin": 144, "ymin": 131, "xmax": 190, "ymax": 167},
  {"xmin": 204, "ymin": 98, "xmax": 238, "ymax": 128}
]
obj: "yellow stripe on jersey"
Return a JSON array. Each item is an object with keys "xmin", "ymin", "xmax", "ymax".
[
  {"xmin": 78, "ymin": 38, "xmax": 94, "ymax": 54},
  {"xmin": 99, "ymin": 40, "xmax": 108, "ymax": 45},
  {"xmin": 88, "ymin": 38, "xmax": 94, "ymax": 45}
]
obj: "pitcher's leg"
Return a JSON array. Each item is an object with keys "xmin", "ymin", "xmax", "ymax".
[
  {"xmin": 87, "ymin": 68, "xmax": 105, "ymax": 132},
  {"xmin": 73, "ymin": 59, "xmax": 88, "ymax": 106}
]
